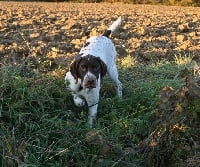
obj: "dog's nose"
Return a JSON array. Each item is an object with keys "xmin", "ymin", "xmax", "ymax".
[
  {"xmin": 87, "ymin": 79, "xmax": 95, "ymax": 85},
  {"xmin": 85, "ymin": 78, "xmax": 96, "ymax": 88}
]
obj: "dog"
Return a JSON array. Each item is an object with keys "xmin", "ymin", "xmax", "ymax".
[{"xmin": 65, "ymin": 17, "xmax": 122, "ymax": 127}]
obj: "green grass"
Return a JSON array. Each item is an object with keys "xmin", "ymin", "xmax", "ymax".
[{"xmin": 0, "ymin": 56, "xmax": 198, "ymax": 166}]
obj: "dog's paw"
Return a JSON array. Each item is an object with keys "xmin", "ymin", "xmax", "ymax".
[{"xmin": 73, "ymin": 96, "xmax": 85, "ymax": 107}]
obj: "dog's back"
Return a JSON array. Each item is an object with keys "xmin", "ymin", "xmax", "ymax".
[
  {"xmin": 79, "ymin": 36, "xmax": 116, "ymax": 66},
  {"xmin": 79, "ymin": 17, "xmax": 122, "ymax": 69}
]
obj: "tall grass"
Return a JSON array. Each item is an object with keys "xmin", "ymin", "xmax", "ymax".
[{"xmin": 0, "ymin": 55, "xmax": 198, "ymax": 166}]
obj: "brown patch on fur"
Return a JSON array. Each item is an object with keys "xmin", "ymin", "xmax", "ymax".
[{"xmin": 102, "ymin": 30, "xmax": 111, "ymax": 38}]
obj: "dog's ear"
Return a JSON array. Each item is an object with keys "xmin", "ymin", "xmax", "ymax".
[
  {"xmin": 97, "ymin": 58, "xmax": 107, "ymax": 78},
  {"xmin": 70, "ymin": 57, "xmax": 82, "ymax": 83}
]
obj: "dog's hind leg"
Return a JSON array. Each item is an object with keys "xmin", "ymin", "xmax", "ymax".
[{"xmin": 108, "ymin": 66, "xmax": 122, "ymax": 98}]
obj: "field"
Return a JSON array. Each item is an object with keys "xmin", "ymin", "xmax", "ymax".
[{"xmin": 0, "ymin": 2, "xmax": 200, "ymax": 167}]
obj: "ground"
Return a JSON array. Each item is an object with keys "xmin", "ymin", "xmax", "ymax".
[{"xmin": 1, "ymin": 2, "xmax": 200, "ymax": 65}]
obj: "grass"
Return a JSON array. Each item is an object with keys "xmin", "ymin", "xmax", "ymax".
[{"xmin": 0, "ymin": 55, "xmax": 199, "ymax": 166}]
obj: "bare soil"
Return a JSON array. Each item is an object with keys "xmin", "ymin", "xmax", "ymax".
[{"xmin": 0, "ymin": 2, "xmax": 200, "ymax": 66}]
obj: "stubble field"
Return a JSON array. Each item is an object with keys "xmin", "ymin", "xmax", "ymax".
[{"xmin": 0, "ymin": 2, "xmax": 200, "ymax": 167}]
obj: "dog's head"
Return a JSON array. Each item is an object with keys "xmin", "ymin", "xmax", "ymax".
[{"xmin": 70, "ymin": 55, "xmax": 107, "ymax": 89}]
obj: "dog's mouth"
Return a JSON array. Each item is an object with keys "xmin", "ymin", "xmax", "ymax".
[{"xmin": 84, "ymin": 84, "xmax": 97, "ymax": 89}]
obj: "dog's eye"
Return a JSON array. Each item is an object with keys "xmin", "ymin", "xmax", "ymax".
[
  {"xmin": 80, "ymin": 65, "xmax": 87, "ymax": 71},
  {"xmin": 92, "ymin": 66, "xmax": 99, "ymax": 71}
]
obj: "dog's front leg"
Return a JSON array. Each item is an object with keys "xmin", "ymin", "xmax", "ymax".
[
  {"xmin": 88, "ymin": 104, "xmax": 98, "ymax": 128},
  {"xmin": 83, "ymin": 88, "xmax": 100, "ymax": 128},
  {"xmin": 72, "ymin": 93, "xmax": 85, "ymax": 107}
]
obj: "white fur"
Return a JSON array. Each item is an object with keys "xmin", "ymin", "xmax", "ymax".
[
  {"xmin": 108, "ymin": 16, "xmax": 122, "ymax": 33},
  {"xmin": 83, "ymin": 71, "xmax": 97, "ymax": 88},
  {"xmin": 65, "ymin": 17, "xmax": 122, "ymax": 127}
]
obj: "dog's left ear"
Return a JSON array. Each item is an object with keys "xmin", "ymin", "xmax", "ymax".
[
  {"xmin": 97, "ymin": 58, "xmax": 107, "ymax": 78},
  {"xmin": 70, "ymin": 57, "xmax": 82, "ymax": 83}
]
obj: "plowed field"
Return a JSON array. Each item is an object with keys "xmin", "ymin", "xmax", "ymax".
[{"xmin": 1, "ymin": 2, "xmax": 200, "ymax": 66}]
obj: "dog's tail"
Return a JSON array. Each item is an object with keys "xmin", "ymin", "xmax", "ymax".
[{"xmin": 102, "ymin": 17, "xmax": 122, "ymax": 38}]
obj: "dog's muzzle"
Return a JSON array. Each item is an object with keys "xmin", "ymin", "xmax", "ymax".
[{"xmin": 83, "ymin": 72, "xmax": 97, "ymax": 89}]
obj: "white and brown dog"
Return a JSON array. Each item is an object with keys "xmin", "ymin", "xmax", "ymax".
[{"xmin": 65, "ymin": 17, "xmax": 122, "ymax": 127}]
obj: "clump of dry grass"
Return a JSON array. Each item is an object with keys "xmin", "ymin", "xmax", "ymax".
[
  {"xmin": 120, "ymin": 55, "xmax": 137, "ymax": 68},
  {"xmin": 174, "ymin": 54, "xmax": 192, "ymax": 66}
]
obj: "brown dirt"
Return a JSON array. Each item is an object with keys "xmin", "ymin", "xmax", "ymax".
[{"xmin": 1, "ymin": 2, "xmax": 200, "ymax": 66}]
